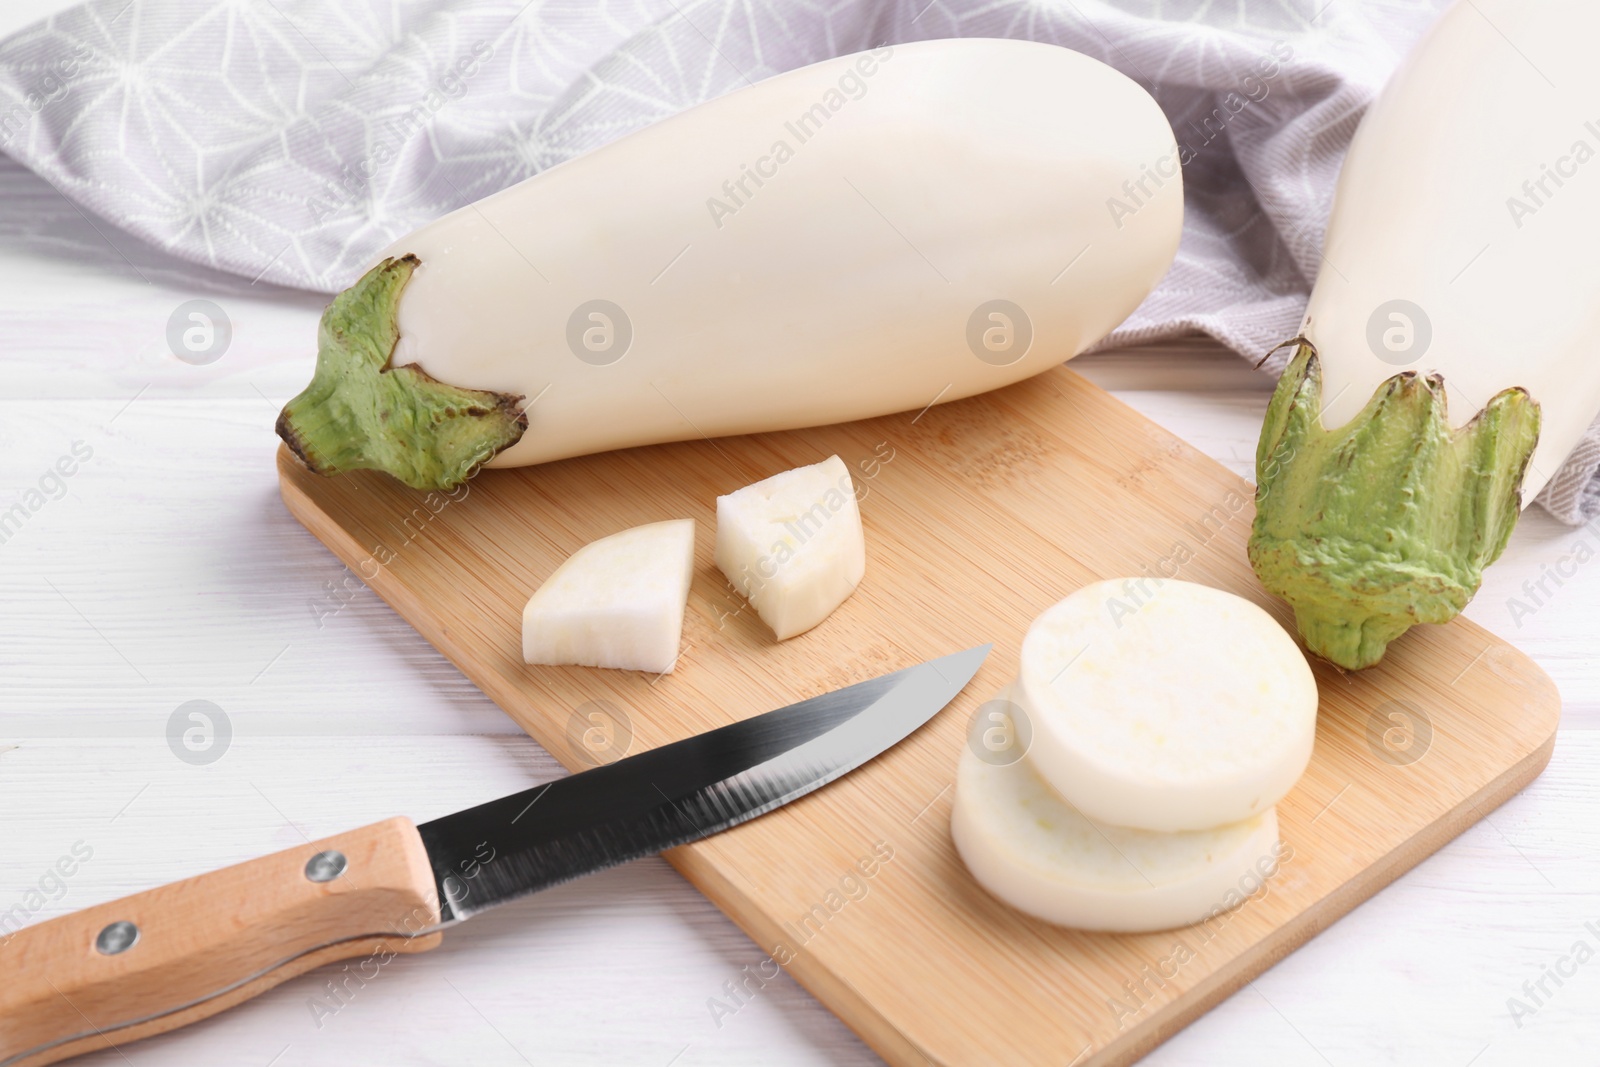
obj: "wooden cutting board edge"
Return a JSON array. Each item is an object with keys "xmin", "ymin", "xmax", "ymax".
[
  {"xmin": 1093, "ymin": 727, "xmax": 1555, "ymax": 1067},
  {"xmin": 648, "ymin": 624, "xmax": 1560, "ymax": 1067},
  {"xmin": 275, "ymin": 380, "xmax": 1563, "ymax": 1066}
]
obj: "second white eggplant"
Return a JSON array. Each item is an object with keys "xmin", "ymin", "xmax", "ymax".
[{"xmin": 1250, "ymin": 0, "xmax": 1600, "ymax": 668}]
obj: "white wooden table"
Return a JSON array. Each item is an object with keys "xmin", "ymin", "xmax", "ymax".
[{"xmin": 3, "ymin": 6, "xmax": 1598, "ymax": 1065}]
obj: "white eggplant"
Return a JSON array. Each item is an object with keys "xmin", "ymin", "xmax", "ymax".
[
  {"xmin": 277, "ymin": 39, "xmax": 1182, "ymax": 490},
  {"xmin": 1014, "ymin": 580, "xmax": 1316, "ymax": 833},
  {"xmin": 715, "ymin": 456, "xmax": 865, "ymax": 640},
  {"xmin": 1250, "ymin": 0, "xmax": 1600, "ymax": 668},
  {"xmin": 521, "ymin": 519, "xmax": 695, "ymax": 674},
  {"xmin": 951, "ymin": 695, "xmax": 1284, "ymax": 933}
]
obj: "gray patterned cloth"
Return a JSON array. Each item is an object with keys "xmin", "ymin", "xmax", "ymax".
[{"xmin": 2, "ymin": 0, "xmax": 1596, "ymax": 522}]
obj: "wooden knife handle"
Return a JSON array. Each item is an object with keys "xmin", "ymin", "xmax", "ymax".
[{"xmin": 0, "ymin": 817, "xmax": 442, "ymax": 1067}]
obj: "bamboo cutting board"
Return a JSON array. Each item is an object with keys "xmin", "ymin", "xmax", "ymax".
[{"xmin": 277, "ymin": 364, "xmax": 1559, "ymax": 1066}]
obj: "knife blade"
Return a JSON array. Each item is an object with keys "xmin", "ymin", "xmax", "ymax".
[
  {"xmin": 0, "ymin": 645, "xmax": 989, "ymax": 1067},
  {"xmin": 422, "ymin": 643, "xmax": 991, "ymax": 922}
]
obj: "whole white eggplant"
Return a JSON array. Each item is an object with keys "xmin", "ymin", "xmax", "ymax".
[
  {"xmin": 278, "ymin": 38, "xmax": 1183, "ymax": 489},
  {"xmin": 1251, "ymin": 0, "xmax": 1600, "ymax": 668}
]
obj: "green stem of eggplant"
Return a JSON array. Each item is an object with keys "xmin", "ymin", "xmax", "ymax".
[
  {"xmin": 1247, "ymin": 343, "xmax": 1539, "ymax": 670},
  {"xmin": 276, "ymin": 255, "xmax": 527, "ymax": 491}
]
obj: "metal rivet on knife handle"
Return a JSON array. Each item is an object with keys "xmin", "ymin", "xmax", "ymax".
[
  {"xmin": 304, "ymin": 850, "xmax": 348, "ymax": 883},
  {"xmin": 2, "ymin": 818, "xmax": 441, "ymax": 1067},
  {"xmin": 94, "ymin": 920, "xmax": 139, "ymax": 956}
]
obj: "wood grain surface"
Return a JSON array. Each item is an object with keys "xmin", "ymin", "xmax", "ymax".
[
  {"xmin": 259, "ymin": 362, "xmax": 1558, "ymax": 1066},
  {"xmin": 0, "ymin": 818, "xmax": 440, "ymax": 1067}
]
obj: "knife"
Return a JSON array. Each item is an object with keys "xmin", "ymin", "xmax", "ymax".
[{"xmin": 0, "ymin": 645, "xmax": 989, "ymax": 1066}]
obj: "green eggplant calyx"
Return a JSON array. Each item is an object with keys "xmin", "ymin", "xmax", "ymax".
[
  {"xmin": 275, "ymin": 254, "xmax": 527, "ymax": 491},
  {"xmin": 1248, "ymin": 342, "xmax": 1540, "ymax": 670}
]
